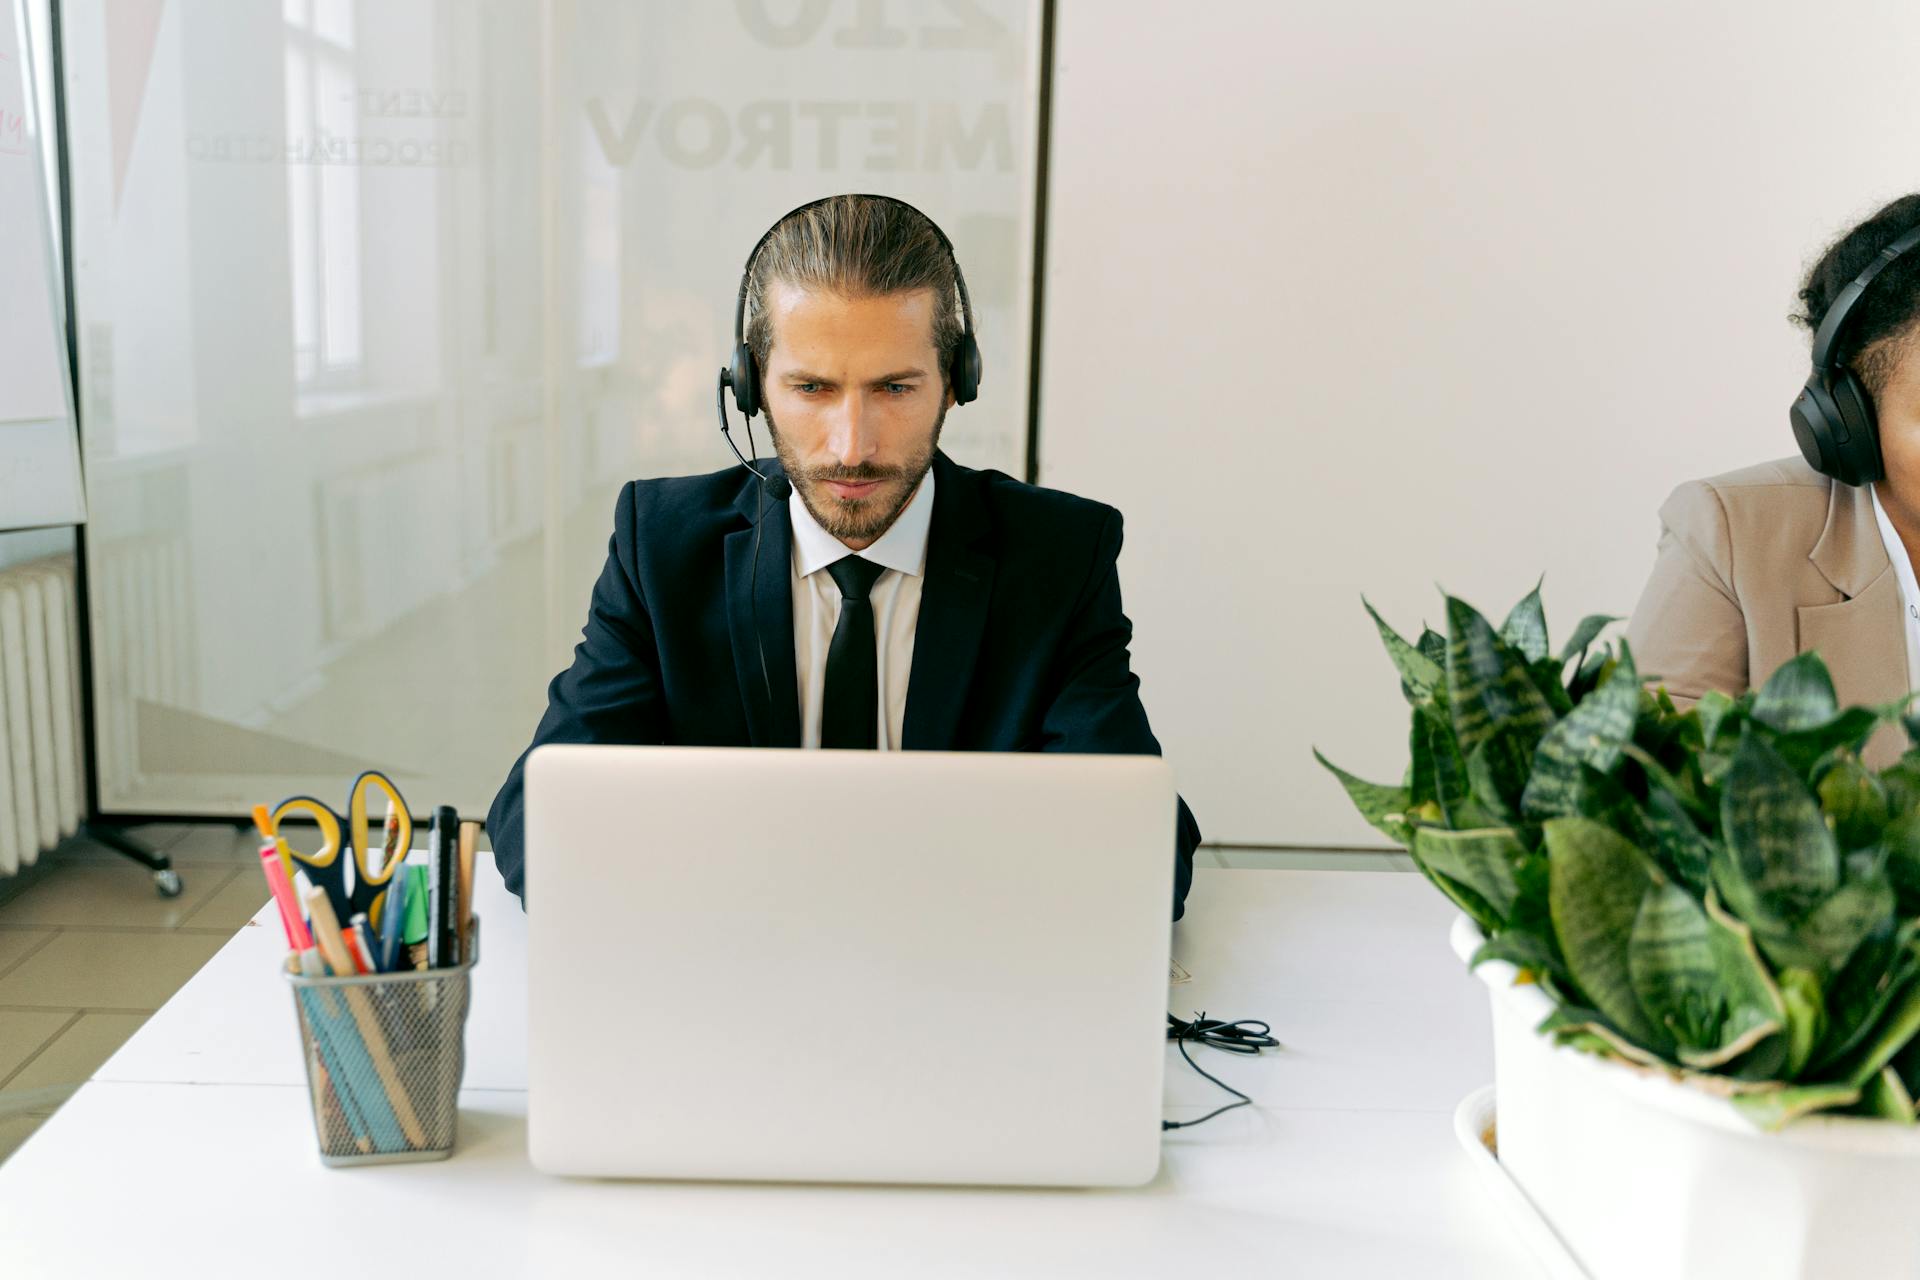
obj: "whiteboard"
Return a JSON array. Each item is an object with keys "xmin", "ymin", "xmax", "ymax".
[
  {"xmin": 0, "ymin": 0, "xmax": 83, "ymax": 529},
  {"xmin": 1039, "ymin": 0, "xmax": 1920, "ymax": 849}
]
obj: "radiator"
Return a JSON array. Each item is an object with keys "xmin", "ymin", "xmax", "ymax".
[{"xmin": 0, "ymin": 555, "xmax": 84, "ymax": 876}]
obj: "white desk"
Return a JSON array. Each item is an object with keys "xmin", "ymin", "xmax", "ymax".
[{"xmin": 0, "ymin": 868, "xmax": 1539, "ymax": 1278}]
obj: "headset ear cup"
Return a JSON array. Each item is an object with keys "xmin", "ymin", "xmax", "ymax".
[
  {"xmin": 950, "ymin": 335, "xmax": 982, "ymax": 406},
  {"xmin": 730, "ymin": 344, "xmax": 760, "ymax": 419},
  {"xmin": 1791, "ymin": 380, "xmax": 1841, "ymax": 479},
  {"xmin": 1830, "ymin": 370, "xmax": 1886, "ymax": 486}
]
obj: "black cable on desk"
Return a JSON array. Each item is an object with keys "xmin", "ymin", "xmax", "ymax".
[{"xmin": 1163, "ymin": 1012, "xmax": 1279, "ymax": 1131}]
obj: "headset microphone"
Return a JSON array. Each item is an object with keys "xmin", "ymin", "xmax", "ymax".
[{"xmin": 1791, "ymin": 222, "xmax": 1920, "ymax": 487}]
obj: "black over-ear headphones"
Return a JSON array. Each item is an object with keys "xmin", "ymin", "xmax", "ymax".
[
  {"xmin": 1791, "ymin": 222, "xmax": 1920, "ymax": 487},
  {"xmin": 716, "ymin": 194, "xmax": 982, "ymax": 484}
]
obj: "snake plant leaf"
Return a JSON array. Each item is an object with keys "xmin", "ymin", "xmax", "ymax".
[
  {"xmin": 1882, "ymin": 758, "xmax": 1920, "ymax": 818},
  {"xmin": 1860, "ymin": 1067, "xmax": 1917, "ymax": 1125},
  {"xmin": 1730, "ymin": 1082, "xmax": 1863, "ymax": 1131},
  {"xmin": 1623, "ymin": 742, "xmax": 1717, "ymax": 828},
  {"xmin": 1417, "ymin": 626, "xmax": 1448, "ymax": 675},
  {"xmin": 1363, "ymin": 597, "xmax": 1444, "ymax": 704},
  {"xmin": 1721, "ymin": 733, "xmax": 1841, "ymax": 924},
  {"xmin": 1471, "ymin": 928, "xmax": 1572, "ymax": 989},
  {"xmin": 1558, "ymin": 613, "xmax": 1620, "ymax": 669},
  {"xmin": 1879, "ymin": 692, "xmax": 1916, "ymax": 722},
  {"xmin": 1768, "ymin": 707, "xmax": 1888, "ymax": 776},
  {"xmin": 1446, "ymin": 596, "xmax": 1556, "ymax": 762},
  {"xmin": 1538, "ymin": 1006, "xmax": 1677, "ymax": 1068},
  {"xmin": 1776, "ymin": 967, "xmax": 1826, "ymax": 1079},
  {"xmin": 1568, "ymin": 648, "xmax": 1613, "ymax": 704},
  {"xmin": 1795, "ymin": 874, "xmax": 1896, "ymax": 980},
  {"xmin": 1752, "ymin": 651, "xmax": 1841, "ymax": 734},
  {"xmin": 1884, "ymin": 812, "xmax": 1920, "ymax": 918},
  {"xmin": 1809, "ymin": 922, "xmax": 1920, "ymax": 1075},
  {"xmin": 1420, "ymin": 706, "xmax": 1492, "ymax": 830},
  {"xmin": 1552, "ymin": 763, "xmax": 1643, "ymax": 834},
  {"xmin": 1840, "ymin": 974, "xmax": 1920, "ymax": 1090},
  {"xmin": 1508, "ymin": 837, "xmax": 1555, "ymax": 923},
  {"xmin": 1500, "ymin": 580, "xmax": 1550, "ymax": 664},
  {"xmin": 1709, "ymin": 863, "xmax": 1825, "ymax": 977},
  {"xmin": 1546, "ymin": 817, "xmax": 1670, "ymax": 1052},
  {"xmin": 1819, "ymin": 758, "xmax": 1892, "ymax": 852},
  {"xmin": 1629, "ymin": 883, "xmax": 1789, "ymax": 1069},
  {"xmin": 1406, "ymin": 715, "xmax": 1438, "ymax": 810},
  {"xmin": 1466, "ymin": 726, "xmax": 1534, "ymax": 826},
  {"xmin": 1523, "ymin": 648, "xmax": 1640, "ymax": 819},
  {"xmin": 1406, "ymin": 838, "xmax": 1503, "ymax": 934},
  {"xmin": 1413, "ymin": 826, "xmax": 1526, "ymax": 921},
  {"xmin": 1314, "ymin": 750, "xmax": 1414, "ymax": 846},
  {"xmin": 1723, "ymin": 1023, "xmax": 1792, "ymax": 1082},
  {"xmin": 1896, "ymin": 1037, "xmax": 1920, "ymax": 1103},
  {"xmin": 1693, "ymin": 894, "xmax": 1792, "ymax": 1070},
  {"xmin": 1642, "ymin": 788, "xmax": 1713, "ymax": 898},
  {"xmin": 1696, "ymin": 690, "xmax": 1741, "ymax": 750},
  {"xmin": 1903, "ymin": 706, "xmax": 1920, "ymax": 746},
  {"xmin": 1528, "ymin": 659, "xmax": 1577, "ymax": 718},
  {"xmin": 1628, "ymin": 880, "xmax": 1728, "ymax": 1053}
]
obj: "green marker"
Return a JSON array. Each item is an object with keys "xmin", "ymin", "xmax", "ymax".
[{"xmin": 403, "ymin": 864, "xmax": 431, "ymax": 966}]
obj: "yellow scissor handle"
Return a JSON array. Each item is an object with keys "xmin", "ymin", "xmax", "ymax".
[
  {"xmin": 268, "ymin": 794, "xmax": 344, "ymax": 889},
  {"xmin": 346, "ymin": 769, "xmax": 413, "ymax": 888}
]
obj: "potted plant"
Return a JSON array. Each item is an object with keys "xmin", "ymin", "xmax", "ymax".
[{"xmin": 1318, "ymin": 586, "xmax": 1920, "ymax": 1280}]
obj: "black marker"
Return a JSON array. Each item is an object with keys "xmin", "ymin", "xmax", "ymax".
[{"xmin": 428, "ymin": 805, "xmax": 460, "ymax": 968}]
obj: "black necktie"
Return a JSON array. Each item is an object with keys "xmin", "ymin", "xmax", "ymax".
[{"xmin": 821, "ymin": 556, "xmax": 888, "ymax": 749}]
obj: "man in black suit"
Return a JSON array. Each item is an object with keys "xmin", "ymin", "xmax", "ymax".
[{"xmin": 487, "ymin": 195, "xmax": 1199, "ymax": 917}]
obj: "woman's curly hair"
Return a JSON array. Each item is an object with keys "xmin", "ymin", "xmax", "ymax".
[{"xmin": 1795, "ymin": 193, "xmax": 1920, "ymax": 396}]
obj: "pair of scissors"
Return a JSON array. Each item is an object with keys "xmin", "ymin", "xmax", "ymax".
[{"xmin": 268, "ymin": 770, "xmax": 414, "ymax": 932}]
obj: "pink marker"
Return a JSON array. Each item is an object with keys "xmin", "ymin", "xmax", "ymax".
[{"xmin": 259, "ymin": 845, "xmax": 313, "ymax": 952}]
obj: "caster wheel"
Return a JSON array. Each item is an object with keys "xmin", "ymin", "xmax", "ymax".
[{"xmin": 155, "ymin": 869, "xmax": 184, "ymax": 898}]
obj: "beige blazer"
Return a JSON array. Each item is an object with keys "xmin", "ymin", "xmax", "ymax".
[{"xmin": 1627, "ymin": 455, "xmax": 1910, "ymax": 770}]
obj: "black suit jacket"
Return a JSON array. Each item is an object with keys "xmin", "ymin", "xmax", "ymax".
[{"xmin": 487, "ymin": 450, "xmax": 1199, "ymax": 918}]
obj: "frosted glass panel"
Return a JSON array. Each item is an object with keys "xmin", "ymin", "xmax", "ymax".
[{"xmin": 65, "ymin": 0, "xmax": 1041, "ymax": 817}]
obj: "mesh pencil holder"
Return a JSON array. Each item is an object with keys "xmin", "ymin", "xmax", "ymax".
[{"xmin": 284, "ymin": 920, "xmax": 479, "ymax": 1166}]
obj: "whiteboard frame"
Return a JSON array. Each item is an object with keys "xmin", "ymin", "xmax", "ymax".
[{"xmin": 0, "ymin": 0, "xmax": 84, "ymax": 532}]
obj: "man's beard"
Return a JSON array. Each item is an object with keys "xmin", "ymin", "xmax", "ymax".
[{"xmin": 764, "ymin": 402, "xmax": 945, "ymax": 545}]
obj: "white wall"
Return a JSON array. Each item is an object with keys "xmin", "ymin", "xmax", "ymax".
[{"xmin": 1039, "ymin": 0, "xmax": 1920, "ymax": 847}]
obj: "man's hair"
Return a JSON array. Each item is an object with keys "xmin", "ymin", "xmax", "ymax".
[
  {"xmin": 745, "ymin": 195, "xmax": 963, "ymax": 392},
  {"xmin": 1795, "ymin": 192, "xmax": 1920, "ymax": 396}
]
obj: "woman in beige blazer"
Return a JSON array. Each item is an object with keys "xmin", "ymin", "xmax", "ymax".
[{"xmin": 1629, "ymin": 195, "xmax": 1920, "ymax": 769}]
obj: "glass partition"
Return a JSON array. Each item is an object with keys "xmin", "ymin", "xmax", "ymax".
[{"xmin": 64, "ymin": 0, "xmax": 1042, "ymax": 816}]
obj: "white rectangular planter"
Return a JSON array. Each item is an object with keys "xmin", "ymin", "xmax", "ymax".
[{"xmin": 1452, "ymin": 914, "xmax": 1920, "ymax": 1280}]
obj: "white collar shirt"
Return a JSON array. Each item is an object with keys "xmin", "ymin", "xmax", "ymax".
[
  {"xmin": 788, "ymin": 470, "xmax": 935, "ymax": 750},
  {"xmin": 1869, "ymin": 483, "xmax": 1920, "ymax": 694}
]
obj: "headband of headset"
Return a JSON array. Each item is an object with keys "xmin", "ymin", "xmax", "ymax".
[
  {"xmin": 728, "ymin": 194, "xmax": 980, "ymax": 414},
  {"xmin": 1809, "ymin": 222, "xmax": 1920, "ymax": 372}
]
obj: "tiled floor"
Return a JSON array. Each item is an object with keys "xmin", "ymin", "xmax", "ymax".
[
  {"xmin": 0, "ymin": 832, "xmax": 1405, "ymax": 1168},
  {"xmin": 0, "ymin": 822, "xmax": 261, "ymax": 1165}
]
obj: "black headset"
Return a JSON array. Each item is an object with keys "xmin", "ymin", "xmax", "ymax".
[
  {"xmin": 715, "ymin": 194, "xmax": 982, "ymax": 487},
  {"xmin": 1791, "ymin": 223, "xmax": 1920, "ymax": 487}
]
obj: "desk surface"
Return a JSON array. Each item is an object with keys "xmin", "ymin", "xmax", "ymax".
[{"xmin": 0, "ymin": 867, "xmax": 1539, "ymax": 1279}]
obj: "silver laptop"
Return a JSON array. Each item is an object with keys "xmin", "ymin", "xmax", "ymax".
[{"xmin": 523, "ymin": 745, "xmax": 1176, "ymax": 1187}]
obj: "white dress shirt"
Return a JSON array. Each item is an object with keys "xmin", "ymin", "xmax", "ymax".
[
  {"xmin": 1869, "ymin": 483, "xmax": 1920, "ymax": 693},
  {"xmin": 788, "ymin": 470, "xmax": 934, "ymax": 749}
]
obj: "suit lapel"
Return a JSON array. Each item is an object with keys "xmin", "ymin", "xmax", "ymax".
[
  {"xmin": 1801, "ymin": 478, "xmax": 1906, "ymax": 762},
  {"xmin": 1808, "ymin": 477, "xmax": 1889, "ymax": 600},
  {"xmin": 724, "ymin": 467, "xmax": 800, "ymax": 747},
  {"xmin": 903, "ymin": 453, "xmax": 995, "ymax": 750}
]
